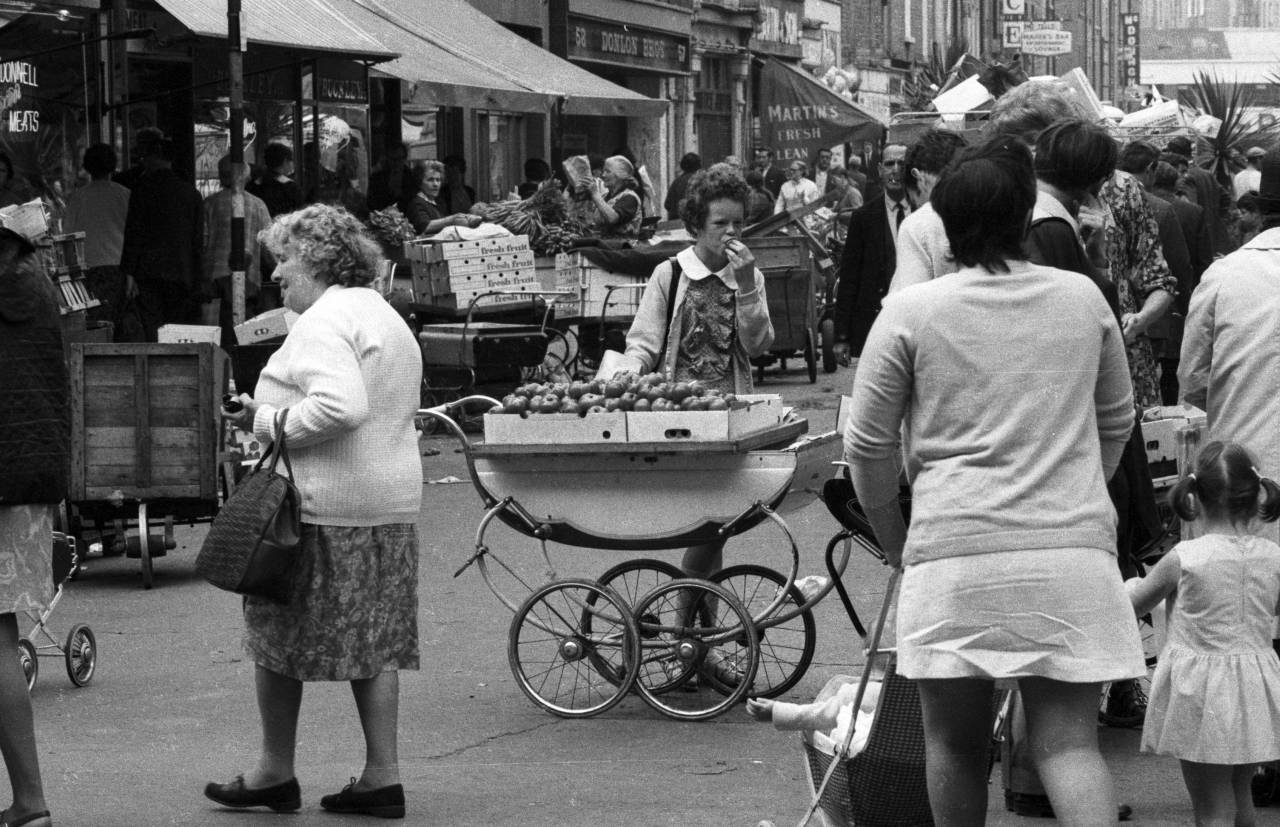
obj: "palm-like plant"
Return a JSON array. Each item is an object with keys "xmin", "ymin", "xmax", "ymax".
[
  {"xmin": 1182, "ymin": 70, "xmax": 1280, "ymax": 185},
  {"xmin": 903, "ymin": 39, "xmax": 970, "ymax": 112}
]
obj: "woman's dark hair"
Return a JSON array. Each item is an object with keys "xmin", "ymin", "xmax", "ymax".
[
  {"xmin": 931, "ymin": 137, "xmax": 1035, "ymax": 272},
  {"xmin": 1034, "ymin": 120, "xmax": 1118, "ymax": 192},
  {"xmin": 679, "ymin": 152, "xmax": 702, "ymax": 174},
  {"xmin": 1153, "ymin": 160, "xmax": 1181, "ymax": 191},
  {"xmin": 904, "ymin": 129, "xmax": 968, "ymax": 189},
  {"xmin": 1168, "ymin": 441, "xmax": 1280, "ymax": 523},
  {"xmin": 1116, "ymin": 140, "xmax": 1161, "ymax": 176},
  {"xmin": 744, "ymin": 169, "xmax": 765, "ymax": 190},
  {"xmin": 679, "ymin": 165, "xmax": 750, "ymax": 234},
  {"xmin": 82, "ymin": 144, "xmax": 117, "ymax": 177},
  {"xmin": 263, "ymin": 143, "xmax": 293, "ymax": 170},
  {"xmin": 523, "ymin": 157, "xmax": 551, "ymax": 181}
]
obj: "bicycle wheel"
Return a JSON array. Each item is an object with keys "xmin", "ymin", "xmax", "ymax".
[
  {"xmin": 707, "ymin": 564, "xmax": 816, "ymax": 699},
  {"xmin": 583, "ymin": 559, "xmax": 685, "ymax": 686},
  {"xmin": 631, "ymin": 579, "xmax": 758, "ymax": 721},
  {"xmin": 508, "ymin": 579, "xmax": 639, "ymax": 718},
  {"xmin": 1098, "ymin": 613, "xmax": 1158, "ymax": 728}
]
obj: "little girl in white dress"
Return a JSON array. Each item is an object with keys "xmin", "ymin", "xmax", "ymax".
[{"xmin": 1127, "ymin": 440, "xmax": 1280, "ymax": 826}]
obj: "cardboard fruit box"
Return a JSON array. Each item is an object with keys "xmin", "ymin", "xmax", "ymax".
[
  {"xmin": 483, "ymin": 411, "xmax": 628, "ymax": 445},
  {"xmin": 625, "ymin": 394, "xmax": 783, "ymax": 443},
  {"xmin": 408, "ymin": 234, "xmax": 531, "ymax": 264}
]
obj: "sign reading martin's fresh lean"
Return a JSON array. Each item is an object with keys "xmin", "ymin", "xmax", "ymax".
[{"xmin": 757, "ymin": 58, "xmax": 883, "ymax": 164}]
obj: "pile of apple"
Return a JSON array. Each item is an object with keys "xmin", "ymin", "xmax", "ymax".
[{"xmin": 490, "ymin": 371, "xmax": 748, "ymax": 415}]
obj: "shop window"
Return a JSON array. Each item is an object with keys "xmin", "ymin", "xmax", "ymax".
[
  {"xmin": 0, "ymin": 6, "xmax": 100, "ymax": 217},
  {"xmin": 695, "ymin": 56, "xmax": 733, "ymax": 163},
  {"xmin": 193, "ymin": 98, "xmax": 296, "ymax": 198},
  {"xmin": 479, "ymin": 111, "xmax": 524, "ymax": 202}
]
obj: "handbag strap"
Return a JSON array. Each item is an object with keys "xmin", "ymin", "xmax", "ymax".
[
  {"xmin": 653, "ymin": 257, "xmax": 682, "ymax": 371},
  {"xmin": 266, "ymin": 408, "xmax": 295, "ymax": 482}
]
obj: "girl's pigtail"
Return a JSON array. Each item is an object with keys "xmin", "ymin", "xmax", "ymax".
[
  {"xmin": 1255, "ymin": 467, "xmax": 1280, "ymax": 523},
  {"xmin": 1169, "ymin": 473, "xmax": 1201, "ymax": 522}
]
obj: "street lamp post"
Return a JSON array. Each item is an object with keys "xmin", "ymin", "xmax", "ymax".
[{"xmin": 228, "ymin": 0, "xmax": 246, "ymax": 330}]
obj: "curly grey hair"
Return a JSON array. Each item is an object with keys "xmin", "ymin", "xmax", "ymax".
[{"xmin": 258, "ymin": 203, "xmax": 381, "ymax": 288}]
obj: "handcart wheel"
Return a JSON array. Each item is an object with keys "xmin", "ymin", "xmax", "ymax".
[
  {"xmin": 708, "ymin": 564, "xmax": 816, "ymax": 699},
  {"xmin": 137, "ymin": 502, "xmax": 153, "ymax": 589},
  {"xmin": 64, "ymin": 623, "xmax": 97, "ymax": 687},
  {"xmin": 17, "ymin": 637, "xmax": 37, "ymax": 691},
  {"xmin": 508, "ymin": 578, "xmax": 640, "ymax": 718},
  {"xmin": 583, "ymin": 559, "xmax": 685, "ymax": 686},
  {"xmin": 804, "ymin": 329, "xmax": 818, "ymax": 383},
  {"xmin": 820, "ymin": 318, "xmax": 837, "ymax": 374},
  {"xmin": 631, "ymin": 578, "xmax": 759, "ymax": 721}
]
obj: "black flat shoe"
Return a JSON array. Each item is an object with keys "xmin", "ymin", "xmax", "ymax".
[
  {"xmin": 320, "ymin": 778, "xmax": 405, "ymax": 819},
  {"xmin": 0, "ymin": 809, "xmax": 52, "ymax": 827},
  {"xmin": 204, "ymin": 775, "xmax": 301, "ymax": 812}
]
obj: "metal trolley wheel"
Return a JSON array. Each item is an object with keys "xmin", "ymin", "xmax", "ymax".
[
  {"xmin": 507, "ymin": 578, "xmax": 640, "ymax": 718},
  {"xmin": 707, "ymin": 564, "xmax": 816, "ymax": 699},
  {"xmin": 630, "ymin": 578, "xmax": 759, "ymax": 721},
  {"xmin": 65, "ymin": 623, "xmax": 97, "ymax": 687},
  {"xmin": 17, "ymin": 637, "xmax": 36, "ymax": 691},
  {"xmin": 583, "ymin": 558, "xmax": 685, "ymax": 687}
]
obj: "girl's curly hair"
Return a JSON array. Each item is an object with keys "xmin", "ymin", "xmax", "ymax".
[
  {"xmin": 258, "ymin": 203, "xmax": 381, "ymax": 287},
  {"xmin": 678, "ymin": 164, "xmax": 750, "ymax": 235}
]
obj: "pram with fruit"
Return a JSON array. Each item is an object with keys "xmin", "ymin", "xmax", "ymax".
[{"xmin": 420, "ymin": 384, "xmax": 868, "ymax": 721}]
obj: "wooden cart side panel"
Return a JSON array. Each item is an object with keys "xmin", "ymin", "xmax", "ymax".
[
  {"xmin": 71, "ymin": 343, "xmax": 225, "ymax": 503},
  {"xmin": 68, "ymin": 345, "xmax": 87, "ymax": 501},
  {"xmin": 762, "ymin": 267, "xmax": 812, "ymax": 351}
]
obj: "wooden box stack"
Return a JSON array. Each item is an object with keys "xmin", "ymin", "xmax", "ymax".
[
  {"xmin": 47, "ymin": 232, "xmax": 99, "ymax": 315},
  {"xmin": 553, "ymin": 251, "xmax": 646, "ymax": 319},
  {"xmin": 405, "ymin": 234, "xmax": 538, "ymax": 310}
]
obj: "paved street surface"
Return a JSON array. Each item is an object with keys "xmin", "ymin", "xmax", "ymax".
[{"xmin": 26, "ymin": 361, "xmax": 1273, "ymax": 825}]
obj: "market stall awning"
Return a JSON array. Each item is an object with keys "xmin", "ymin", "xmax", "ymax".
[
  {"xmin": 758, "ymin": 58, "xmax": 886, "ymax": 163},
  {"xmin": 150, "ymin": 0, "xmax": 396, "ymax": 59},
  {"xmin": 348, "ymin": 0, "xmax": 668, "ymax": 118}
]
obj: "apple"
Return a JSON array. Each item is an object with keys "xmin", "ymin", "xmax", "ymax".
[
  {"xmin": 586, "ymin": 405, "xmax": 608, "ymax": 415},
  {"xmin": 643, "ymin": 372, "xmax": 665, "ymax": 386},
  {"xmin": 567, "ymin": 381, "xmax": 589, "ymax": 400},
  {"xmin": 603, "ymin": 380, "xmax": 626, "ymax": 399},
  {"xmin": 706, "ymin": 397, "xmax": 729, "ymax": 411},
  {"xmin": 577, "ymin": 393, "xmax": 604, "ymax": 414},
  {"xmin": 617, "ymin": 392, "xmax": 638, "ymax": 411},
  {"xmin": 558, "ymin": 398, "xmax": 579, "ymax": 414},
  {"xmin": 502, "ymin": 395, "xmax": 529, "ymax": 414},
  {"xmin": 632, "ymin": 397, "xmax": 652, "ymax": 413},
  {"xmin": 651, "ymin": 398, "xmax": 674, "ymax": 412},
  {"xmin": 670, "ymin": 382, "xmax": 692, "ymax": 403},
  {"xmin": 604, "ymin": 398, "xmax": 621, "ymax": 412}
]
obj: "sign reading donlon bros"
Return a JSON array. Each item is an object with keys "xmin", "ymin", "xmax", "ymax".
[
  {"xmin": 566, "ymin": 16, "xmax": 690, "ymax": 74},
  {"xmin": 757, "ymin": 59, "xmax": 883, "ymax": 164}
]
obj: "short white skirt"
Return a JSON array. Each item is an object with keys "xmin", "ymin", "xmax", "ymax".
[{"xmin": 896, "ymin": 546, "xmax": 1146, "ymax": 683}]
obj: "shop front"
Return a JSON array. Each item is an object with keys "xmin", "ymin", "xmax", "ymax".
[
  {"xmin": 690, "ymin": 2, "xmax": 755, "ymax": 166},
  {"xmin": 550, "ymin": 0, "xmax": 691, "ymax": 205},
  {"xmin": 348, "ymin": 0, "xmax": 665, "ymax": 208},
  {"xmin": 109, "ymin": 0, "xmax": 394, "ymax": 208},
  {"xmin": 0, "ymin": 1, "xmax": 105, "ymax": 219},
  {"xmin": 748, "ymin": 0, "xmax": 805, "ymax": 151}
]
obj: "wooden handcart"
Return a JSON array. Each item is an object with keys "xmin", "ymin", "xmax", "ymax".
[{"xmin": 65, "ymin": 342, "xmax": 235, "ymax": 588}]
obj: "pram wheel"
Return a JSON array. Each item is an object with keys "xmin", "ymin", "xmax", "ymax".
[
  {"xmin": 584, "ymin": 559, "xmax": 684, "ymax": 686},
  {"xmin": 1098, "ymin": 613, "xmax": 1158, "ymax": 727},
  {"xmin": 17, "ymin": 637, "xmax": 36, "ymax": 691},
  {"xmin": 708, "ymin": 564, "xmax": 816, "ymax": 699},
  {"xmin": 65, "ymin": 623, "xmax": 97, "ymax": 687},
  {"xmin": 508, "ymin": 579, "xmax": 640, "ymax": 718},
  {"xmin": 631, "ymin": 579, "xmax": 758, "ymax": 721}
]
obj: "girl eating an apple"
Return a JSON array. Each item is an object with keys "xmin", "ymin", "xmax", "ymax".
[{"xmin": 622, "ymin": 162, "xmax": 775, "ymax": 618}]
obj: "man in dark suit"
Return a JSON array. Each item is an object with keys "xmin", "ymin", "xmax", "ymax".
[
  {"xmin": 832, "ymin": 143, "xmax": 911, "ymax": 364},
  {"xmin": 753, "ymin": 147, "xmax": 786, "ymax": 200},
  {"xmin": 120, "ymin": 137, "xmax": 204, "ymax": 341}
]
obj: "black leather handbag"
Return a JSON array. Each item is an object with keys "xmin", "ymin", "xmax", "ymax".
[{"xmin": 196, "ymin": 409, "xmax": 301, "ymax": 604}]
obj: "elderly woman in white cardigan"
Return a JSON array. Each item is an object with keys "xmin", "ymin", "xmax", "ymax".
[{"xmin": 207, "ymin": 204, "xmax": 422, "ymax": 820}]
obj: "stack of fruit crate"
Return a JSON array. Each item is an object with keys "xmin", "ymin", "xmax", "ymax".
[
  {"xmin": 405, "ymin": 234, "xmax": 538, "ymax": 311},
  {"xmin": 47, "ymin": 232, "xmax": 98, "ymax": 315},
  {"xmin": 553, "ymin": 251, "xmax": 646, "ymax": 319}
]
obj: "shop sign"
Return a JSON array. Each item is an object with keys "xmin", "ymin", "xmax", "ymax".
[
  {"xmin": 750, "ymin": 0, "xmax": 802, "ymax": 57},
  {"xmin": 123, "ymin": 4, "xmax": 191, "ymax": 56},
  {"xmin": 193, "ymin": 47, "xmax": 293, "ymax": 100},
  {"xmin": 1018, "ymin": 28, "xmax": 1072, "ymax": 56},
  {"xmin": 758, "ymin": 58, "xmax": 882, "ymax": 165},
  {"xmin": 315, "ymin": 59, "xmax": 367, "ymax": 104},
  {"xmin": 0, "ymin": 58, "xmax": 41, "ymax": 139},
  {"xmin": 1120, "ymin": 13, "xmax": 1141, "ymax": 88},
  {"xmin": 566, "ymin": 16, "xmax": 690, "ymax": 74}
]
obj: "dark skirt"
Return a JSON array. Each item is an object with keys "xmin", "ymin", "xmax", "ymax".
[{"xmin": 244, "ymin": 523, "xmax": 419, "ymax": 681}]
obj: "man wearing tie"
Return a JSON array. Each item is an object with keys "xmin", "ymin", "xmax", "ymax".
[{"xmin": 832, "ymin": 144, "xmax": 911, "ymax": 364}]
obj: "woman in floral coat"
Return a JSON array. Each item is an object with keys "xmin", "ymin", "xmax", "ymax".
[{"xmin": 1099, "ymin": 170, "xmax": 1177, "ymax": 407}]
